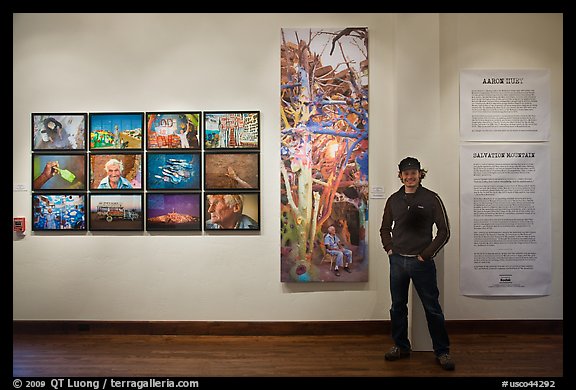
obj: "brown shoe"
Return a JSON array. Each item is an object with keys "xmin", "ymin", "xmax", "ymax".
[{"xmin": 384, "ymin": 345, "xmax": 411, "ymax": 361}]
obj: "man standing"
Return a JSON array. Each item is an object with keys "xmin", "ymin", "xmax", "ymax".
[
  {"xmin": 379, "ymin": 157, "xmax": 455, "ymax": 371},
  {"xmin": 177, "ymin": 124, "xmax": 190, "ymax": 149},
  {"xmin": 44, "ymin": 207, "xmax": 58, "ymax": 229}
]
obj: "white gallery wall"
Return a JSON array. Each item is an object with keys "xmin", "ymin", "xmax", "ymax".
[{"xmin": 13, "ymin": 13, "xmax": 563, "ymax": 321}]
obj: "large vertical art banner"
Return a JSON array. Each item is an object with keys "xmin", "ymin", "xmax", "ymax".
[{"xmin": 280, "ymin": 28, "xmax": 369, "ymax": 282}]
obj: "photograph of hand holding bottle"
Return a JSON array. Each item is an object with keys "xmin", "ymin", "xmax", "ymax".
[{"xmin": 32, "ymin": 154, "xmax": 86, "ymax": 190}]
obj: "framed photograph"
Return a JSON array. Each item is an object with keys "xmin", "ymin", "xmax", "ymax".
[
  {"xmin": 204, "ymin": 152, "xmax": 259, "ymax": 190},
  {"xmin": 204, "ymin": 192, "xmax": 260, "ymax": 231},
  {"xmin": 146, "ymin": 192, "xmax": 202, "ymax": 231},
  {"xmin": 146, "ymin": 152, "xmax": 201, "ymax": 190},
  {"xmin": 32, "ymin": 153, "xmax": 86, "ymax": 191},
  {"xmin": 32, "ymin": 193, "xmax": 87, "ymax": 231},
  {"xmin": 204, "ymin": 111, "xmax": 259, "ymax": 149},
  {"xmin": 32, "ymin": 113, "xmax": 87, "ymax": 151},
  {"xmin": 89, "ymin": 153, "xmax": 143, "ymax": 190},
  {"xmin": 89, "ymin": 112, "xmax": 144, "ymax": 150},
  {"xmin": 146, "ymin": 112, "xmax": 201, "ymax": 150},
  {"xmin": 89, "ymin": 193, "xmax": 144, "ymax": 231}
]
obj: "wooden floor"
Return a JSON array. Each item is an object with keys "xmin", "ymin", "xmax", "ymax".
[{"xmin": 13, "ymin": 333, "xmax": 563, "ymax": 378}]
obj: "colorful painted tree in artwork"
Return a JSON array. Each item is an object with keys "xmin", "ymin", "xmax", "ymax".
[{"xmin": 280, "ymin": 28, "xmax": 369, "ymax": 282}]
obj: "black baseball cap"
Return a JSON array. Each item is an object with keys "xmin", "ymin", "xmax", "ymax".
[{"xmin": 398, "ymin": 157, "xmax": 421, "ymax": 171}]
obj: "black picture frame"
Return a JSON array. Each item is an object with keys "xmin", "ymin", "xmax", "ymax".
[
  {"xmin": 88, "ymin": 193, "xmax": 144, "ymax": 231},
  {"xmin": 203, "ymin": 111, "xmax": 260, "ymax": 150},
  {"xmin": 89, "ymin": 112, "xmax": 144, "ymax": 151},
  {"xmin": 146, "ymin": 151, "xmax": 201, "ymax": 191},
  {"xmin": 204, "ymin": 192, "xmax": 260, "ymax": 231},
  {"xmin": 146, "ymin": 192, "xmax": 202, "ymax": 231},
  {"xmin": 32, "ymin": 153, "xmax": 87, "ymax": 191},
  {"xmin": 32, "ymin": 113, "xmax": 88, "ymax": 151},
  {"xmin": 204, "ymin": 151, "xmax": 260, "ymax": 191},
  {"xmin": 146, "ymin": 111, "xmax": 201, "ymax": 150},
  {"xmin": 32, "ymin": 193, "xmax": 87, "ymax": 231},
  {"xmin": 89, "ymin": 152, "xmax": 143, "ymax": 191}
]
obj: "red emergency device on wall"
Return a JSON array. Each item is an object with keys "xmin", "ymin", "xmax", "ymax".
[{"xmin": 13, "ymin": 217, "xmax": 26, "ymax": 233}]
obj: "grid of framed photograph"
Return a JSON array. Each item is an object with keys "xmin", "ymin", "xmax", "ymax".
[
  {"xmin": 30, "ymin": 110, "xmax": 260, "ymax": 232},
  {"xmin": 31, "ymin": 113, "xmax": 88, "ymax": 232},
  {"xmin": 203, "ymin": 111, "xmax": 260, "ymax": 231}
]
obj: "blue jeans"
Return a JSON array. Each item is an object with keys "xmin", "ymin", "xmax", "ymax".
[
  {"xmin": 327, "ymin": 248, "xmax": 352, "ymax": 268},
  {"xmin": 388, "ymin": 254, "xmax": 450, "ymax": 356}
]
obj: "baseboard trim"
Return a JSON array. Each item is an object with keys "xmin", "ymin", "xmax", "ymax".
[
  {"xmin": 446, "ymin": 320, "xmax": 563, "ymax": 334},
  {"xmin": 12, "ymin": 320, "xmax": 388, "ymax": 335},
  {"xmin": 13, "ymin": 319, "xmax": 562, "ymax": 335}
]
